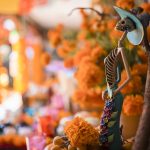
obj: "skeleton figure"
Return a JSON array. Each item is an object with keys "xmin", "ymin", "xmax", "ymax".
[
  {"xmin": 99, "ymin": 31, "xmax": 131, "ymax": 150},
  {"xmin": 116, "ymin": 17, "xmax": 136, "ymax": 32}
]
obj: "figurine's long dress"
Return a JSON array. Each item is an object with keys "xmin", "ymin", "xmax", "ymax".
[{"xmin": 99, "ymin": 48, "xmax": 123, "ymax": 150}]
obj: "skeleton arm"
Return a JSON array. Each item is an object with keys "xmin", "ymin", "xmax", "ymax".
[{"xmin": 114, "ymin": 47, "xmax": 131, "ymax": 95}]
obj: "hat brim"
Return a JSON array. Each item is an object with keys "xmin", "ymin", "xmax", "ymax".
[{"xmin": 114, "ymin": 6, "xmax": 144, "ymax": 45}]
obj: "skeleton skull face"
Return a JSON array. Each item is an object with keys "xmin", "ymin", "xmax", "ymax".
[{"xmin": 115, "ymin": 17, "xmax": 136, "ymax": 32}]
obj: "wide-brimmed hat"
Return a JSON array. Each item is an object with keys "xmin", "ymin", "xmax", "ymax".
[{"xmin": 114, "ymin": 6, "xmax": 144, "ymax": 45}]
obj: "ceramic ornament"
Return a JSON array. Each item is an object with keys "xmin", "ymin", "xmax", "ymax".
[
  {"xmin": 114, "ymin": 6, "xmax": 150, "ymax": 150},
  {"xmin": 99, "ymin": 30, "xmax": 131, "ymax": 149}
]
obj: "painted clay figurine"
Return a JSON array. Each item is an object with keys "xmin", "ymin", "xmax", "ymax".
[
  {"xmin": 114, "ymin": 6, "xmax": 150, "ymax": 150},
  {"xmin": 99, "ymin": 29, "xmax": 131, "ymax": 150}
]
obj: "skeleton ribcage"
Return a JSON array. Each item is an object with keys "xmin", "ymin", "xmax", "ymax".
[{"xmin": 104, "ymin": 48, "xmax": 119, "ymax": 88}]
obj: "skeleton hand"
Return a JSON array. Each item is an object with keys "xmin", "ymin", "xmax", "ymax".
[{"xmin": 102, "ymin": 90, "xmax": 109, "ymax": 101}]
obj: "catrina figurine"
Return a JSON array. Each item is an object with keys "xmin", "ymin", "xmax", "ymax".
[
  {"xmin": 99, "ymin": 31, "xmax": 131, "ymax": 150},
  {"xmin": 99, "ymin": 6, "xmax": 146, "ymax": 150},
  {"xmin": 114, "ymin": 6, "xmax": 150, "ymax": 150}
]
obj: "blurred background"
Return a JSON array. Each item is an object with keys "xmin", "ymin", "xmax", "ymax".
[{"xmin": 0, "ymin": 0, "xmax": 149, "ymax": 150}]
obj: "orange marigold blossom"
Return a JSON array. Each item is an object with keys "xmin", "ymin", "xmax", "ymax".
[
  {"xmin": 107, "ymin": 19, "xmax": 118, "ymax": 30},
  {"xmin": 40, "ymin": 52, "xmax": 51, "ymax": 66},
  {"xmin": 57, "ymin": 40, "xmax": 76, "ymax": 58},
  {"xmin": 80, "ymin": 9, "xmax": 88, "ymax": 20},
  {"xmin": 91, "ymin": 46, "xmax": 107, "ymax": 61},
  {"xmin": 123, "ymin": 95, "xmax": 144, "ymax": 116},
  {"xmin": 80, "ymin": 9, "xmax": 89, "ymax": 30},
  {"xmin": 72, "ymin": 87, "xmax": 104, "ymax": 110},
  {"xmin": 140, "ymin": 2, "xmax": 150, "ymax": 13},
  {"xmin": 0, "ymin": 135, "xmax": 26, "ymax": 146},
  {"xmin": 116, "ymin": 0, "xmax": 135, "ymax": 10},
  {"xmin": 119, "ymin": 70, "xmax": 143, "ymax": 95},
  {"xmin": 89, "ymin": 18, "xmax": 101, "ymax": 33},
  {"xmin": 75, "ymin": 57, "xmax": 104, "ymax": 89},
  {"xmin": 110, "ymin": 30, "xmax": 123, "ymax": 42},
  {"xmin": 48, "ymin": 24, "xmax": 64, "ymax": 48},
  {"xmin": 64, "ymin": 57, "xmax": 75, "ymax": 68},
  {"xmin": 57, "ymin": 47, "xmax": 68, "ymax": 58},
  {"xmin": 137, "ymin": 49, "xmax": 147, "ymax": 63},
  {"xmin": 77, "ymin": 30, "xmax": 88, "ymax": 41},
  {"xmin": 132, "ymin": 63, "xmax": 147, "ymax": 77},
  {"xmin": 64, "ymin": 117, "xmax": 99, "ymax": 147},
  {"xmin": 73, "ymin": 47, "xmax": 92, "ymax": 66},
  {"xmin": 102, "ymin": 5, "xmax": 113, "ymax": 14}
]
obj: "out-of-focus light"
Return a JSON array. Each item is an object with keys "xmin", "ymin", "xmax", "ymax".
[
  {"xmin": 3, "ymin": 19, "xmax": 16, "ymax": 31},
  {"xmin": 0, "ymin": 73, "xmax": 9, "ymax": 87},
  {"xmin": 9, "ymin": 51, "xmax": 18, "ymax": 77},
  {"xmin": 0, "ymin": 105, "xmax": 6, "ymax": 121},
  {"xmin": 2, "ymin": 92, "xmax": 23, "ymax": 112},
  {"xmin": 3, "ymin": 127, "xmax": 17, "ymax": 135},
  {"xmin": 25, "ymin": 47, "xmax": 34, "ymax": 60},
  {"xmin": 9, "ymin": 30, "xmax": 20, "ymax": 44},
  {"xmin": 0, "ymin": 44, "xmax": 11, "ymax": 62}
]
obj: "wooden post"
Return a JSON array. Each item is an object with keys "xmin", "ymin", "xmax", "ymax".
[
  {"xmin": 132, "ymin": 6, "xmax": 150, "ymax": 150},
  {"xmin": 133, "ymin": 52, "xmax": 150, "ymax": 150}
]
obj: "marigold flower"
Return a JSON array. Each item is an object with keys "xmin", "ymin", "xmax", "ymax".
[
  {"xmin": 107, "ymin": 19, "xmax": 117, "ymax": 30},
  {"xmin": 116, "ymin": 0, "xmax": 135, "ymax": 10},
  {"xmin": 75, "ymin": 59, "xmax": 104, "ymax": 89},
  {"xmin": 110, "ymin": 30, "xmax": 122, "ymax": 42},
  {"xmin": 77, "ymin": 30, "xmax": 88, "ymax": 41},
  {"xmin": 57, "ymin": 40, "xmax": 76, "ymax": 58},
  {"xmin": 64, "ymin": 117, "xmax": 99, "ymax": 147},
  {"xmin": 137, "ymin": 49, "xmax": 147, "ymax": 63},
  {"xmin": 48, "ymin": 24, "xmax": 64, "ymax": 48},
  {"xmin": 119, "ymin": 70, "xmax": 143, "ymax": 95},
  {"xmin": 72, "ymin": 88, "xmax": 104, "ymax": 110},
  {"xmin": 40, "ymin": 52, "xmax": 51, "ymax": 66},
  {"xmin": 123, "ymin": 95, "xmax": 144, "ymax": 116},
  {"xmin": 102, "ymin": 5, "xmax": 113, "ymax": 14},
  {"xmin": 141, "ymin": 3, "xmax": 150, "ymax": 13},
  {"xmin": 132, "ymin": 63, "xmax": 147, "ymax": 77},
  {"xmin": 91, "ymin": 46, "xmax": 107, "ymax": 61},
  {"xmin": 64, "ymin": 57, "xmax": 75, "ymax": 68},
  {"xmin": 74, "ymin": 48, "xmax": 92, "ymax": 66},
  {"xmin": 80, "ymin": 9, "xmax": 90, "ymax": 30}
]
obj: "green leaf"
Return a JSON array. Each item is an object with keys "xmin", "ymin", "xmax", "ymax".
[
  {"xmin": 108, "ymin": 134, "xmax": 114, "ymax": 143},
  {"xmin": 108, "ymin": 121, "xmax": 116, "ymax": 128},
  {"xmin": 111, "ymin": 111, "xmax": 118, "ymax": 119}
]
